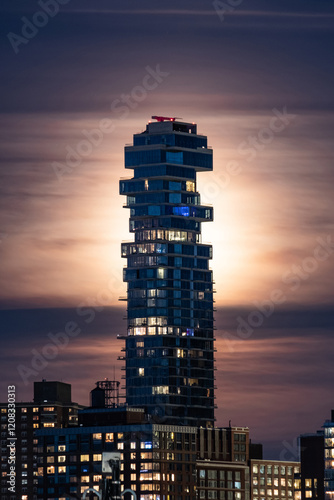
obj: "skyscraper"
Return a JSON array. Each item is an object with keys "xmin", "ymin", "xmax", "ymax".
[{"xmin": 120, "ymin": 117, "xmax": 215, "ymax": 427}]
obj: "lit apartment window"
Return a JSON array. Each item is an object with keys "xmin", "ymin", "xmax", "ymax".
[
  {"xmin": 138, "ymin": 368, "xmax": 144, "ymax": 376},
  {"xmin": 0, "ymin": 410, "xmax": 6, "ymax": 414},
  {"xmin": 58, "ymin": 466, "xmax": 66, "ymax": 474},
  {"xmin": 58, "ymin": 456, "xmax": 66, "ymax": 463},
  {"xmin": 33, "ymin": 408, "xmax": 38, "ymax": 413},
  {"xmin": 131, "ymin": 474, "xmax": 136, "ymax": 481},
  {"xmin": 43, "ymin": 407, "xmax": 55, "ymax": 412},
  {"xmin": 81, "ymin": 455, "xmax": 89, "ymax": 462},
  {"xmin": 130, "ymin": 442, "xmax": 136, "ymax": 449},
  {"xmin": 43, "ymin": 423, "xmax": 54, "ymax": 428},
  {"xmin": 117, "ymin": 433, "xmax": 123, "ymax": 439},
  {"xmin": 93, "ymin": 454, "xmax": 102, "ymax": 461},
  {"xmin": 47, "ymin": 466, "xmax": 55, "ymax": 474},
  {"xmin": 59, "ymin": 445, "xmax": 66, "ymax": 452},
  {"xmin": 81, "ymin": 476, "xmax": 90, "ymax": 483},
  {"xmin": 93, "ymin": 433, "xmax": 102, "ymax": 440},
  {"xmin": 33, "ymin": 424, "xmax": 39, "ymax": 429},
  {"xmin": 21, "ymin": 408, "xmax": 27, "ymax": 413},
  {"xmin": 93, "ymin": 475, "xmax": 102, "ymax": 482},
  {"xmin": 105, "ymin": 433, "xmax": 113, "ymax": 442},
  {"xmin": 117, "ymin": 443, "xmax": 124, "ymax": 450},
  {"xmin": 47, "ymin": 457, "xmax": 54, "ymax": 463}
]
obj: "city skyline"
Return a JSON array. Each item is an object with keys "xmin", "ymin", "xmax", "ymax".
[{"xmin": 0, "ymin": 0, "xmax": 333, "ymax": 460}]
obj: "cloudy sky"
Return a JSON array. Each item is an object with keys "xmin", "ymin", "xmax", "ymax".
[{"xmin": 0, "ymin": 0, "xmax": 333, "ymax": 458}]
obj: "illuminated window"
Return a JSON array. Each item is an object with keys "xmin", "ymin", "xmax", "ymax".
[
  {"xmin": 58, "ymin": 466, "xmax": 66, "ymax": 473},
  {"xmin": 117, "ymin": 442, "xmax": 124, "ymax": 450},
  {"xmin": 93, "ymin": 454, "xmax": 102, "ymax": 461},
  {"xmin": 43, "ymin": 423, "xmax": 55, "ymax": 428},
  {"xmin": 81, "ymin": 455, "xmax": 89, "ymax": 462},
  {"xmin": 131, "ymin": 441, "xmax": 136, "ymax": 449},
  {"xmin": 47, "ymin": 446, "xmax": 54, "ymax": 453},
  {"xmin": 59, "ymin": 445, "xmax": 66, "ymax": 452},
  {"xmin": 186, "ymin": 181, "xmax": 195, "ymax": 192},
  {"xmin": 33, "ymin": 424, "xmax": 39, "ymax": 429},
  {"xmin": 58, "ymin": 456, "xmax": 66, "ymax": 463},
  {"xmin": 93, "ymin": 475, "xmax": 102, "ymax": 482},
  {"xmin": 81, "ymin": 476, "xmax": 90, "ymax": 483},
  {"xmin": 105, "ymin": 433, "xmax": 114, "ymax": 442},
  {"xmin": 157, "ymin": 268, "xmax": 166, "ymax": 279},
  {"xmin": 131, "ymin": 474, "xmax": 136, "ymax": 481},
  {"xmin": 141, "ymin": 442, "xmax": 153, "ymax": 449},
  {"xmin": 93, "ymin": 433, "xmax": 102, "ymax": 440},
  {"xmin": 47, "ymin": 457, "xmax": 54, "ymax": 463},
  {"xmin": 118, "ymin": 433, "xmax": 123, "ymax": 439},
  {"xmin": 47, "ymin": 466, "xmax": 55, "ymax": 474},
  {"xmin": 139, "ymin": 368, "xmax": 145, "ymax": 377},
  {"xmin": 43, "ymin": 407, "xmax": 55, "ymax": 412},
  {"xmin": 131, "ymin": 463, "xmax": 136, "ymax": 470},
  {"xmin": 152, "ymin": 386, "xmax": 169, "ymax": 395}
]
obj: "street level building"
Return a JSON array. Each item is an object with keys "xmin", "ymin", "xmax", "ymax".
[
  {"xmin": 0, "ymin": 381, "xmax": 83, "ymax": 500},
  {"xmin": 249, "ymin": 459, "xmax": 300, "ymax": 500}
]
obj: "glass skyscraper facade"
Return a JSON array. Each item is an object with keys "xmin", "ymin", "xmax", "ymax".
[{"xmin": 120, "ymin": 118, "xmax": 215, "ymax": 427}]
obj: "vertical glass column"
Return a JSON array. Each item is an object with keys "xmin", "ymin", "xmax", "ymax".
[{"xmin": 119, "ymin": 119, "xmax": 215, "ymax": 427}]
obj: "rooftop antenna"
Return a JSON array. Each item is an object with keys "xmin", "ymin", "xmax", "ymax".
[{"xmin": 151, "ymin": 115, "xmax": 182, "ymax": 122}]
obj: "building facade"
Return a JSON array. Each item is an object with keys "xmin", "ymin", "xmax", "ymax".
[
  {"xmin": 324, "ymin": 412, "xmax": 334, "ymax": 500},
  {"xmin": 249, "ymin": 459, "xmax": 300, "ymax": 500},
  {"xmin": 294, "ymin": 432, "xmax": 324, "ymax": 500},
  {"xmin": 35, "ymin": 404, "xmax": 251, "ymax": 500},
  {"xmin": 119, "ymin": 118, "xmax": 215, "ymax": 427},
  {"xmin": 0, "ymin": 381, "xmax": 83, "ymax": 500}
]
